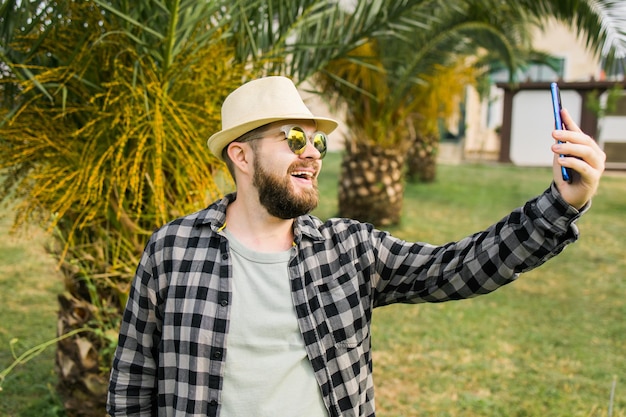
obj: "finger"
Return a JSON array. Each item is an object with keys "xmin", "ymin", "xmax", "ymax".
[
  {"xmin": 552, "ymin": 129, "xmax": 599, "ymax": 148},
  {"xmin": 560, "ymin": 108, "xmax": 582, "ymax": 133},
  {"xmin": 553, "ymin": 140, "xmax": 606, "ymax": 180},
  {"xmin": 555, "ymin": 143, "xmax": 606, "ymax": 170},
  {"xmin": 559, "ymin": 154, "xmax": 604, "ymax": 184}
]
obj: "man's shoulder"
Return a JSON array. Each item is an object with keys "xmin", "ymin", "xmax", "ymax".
[
  {"xmin": 297, "ymin": 214, "xmax": 375, "ymax": 240},
  {"xmin": 150, "ymin": 194, "xmax": 232, "ymax": 243}
]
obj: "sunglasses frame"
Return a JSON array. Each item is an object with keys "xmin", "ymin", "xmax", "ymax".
[{"xmin": 242, "ymin": 124, "xmax": 328, "ymax": 159}]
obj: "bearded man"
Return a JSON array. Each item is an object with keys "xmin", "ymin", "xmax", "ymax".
[{"xmin": 107, "ymin": 76, "xmax": 606, "ymax": 417}]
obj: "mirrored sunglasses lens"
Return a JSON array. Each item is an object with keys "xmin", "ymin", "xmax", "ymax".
[
  {"xmin": 287, "ymin": 127, "xmax": 307, "ymax": 154},
  {"xmin": 313, "ymin": 133, "xmax": 327, "ymax": 158}
]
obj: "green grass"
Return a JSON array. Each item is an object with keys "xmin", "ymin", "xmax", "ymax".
[
  {"xmin": 2, "ymin": 152, "xmax": 625, "ymax": 416},
  {"xmin": 0, "ymin": 205, "xmax": 66, "ymax": 416}
]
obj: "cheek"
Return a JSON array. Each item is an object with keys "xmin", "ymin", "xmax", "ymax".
[{"xmin": 257, "ymin": 144, "xmax": 294, "ymax": 172}]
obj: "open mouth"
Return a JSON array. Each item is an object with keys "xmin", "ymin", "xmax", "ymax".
[{"xmin": 291, "ymin": 170, "xmax": 314, "ymax": 180}]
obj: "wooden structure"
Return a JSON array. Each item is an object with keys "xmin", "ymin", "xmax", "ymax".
[{"xmin": 496, "ymin": 81, "xmax": 626, "ymax": 167}]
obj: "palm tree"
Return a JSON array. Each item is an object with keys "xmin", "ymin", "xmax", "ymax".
[
  {"xmin": 314, "ymin": 37, "xmax": 479, "ymax": 225},
  {"xmin": 313, "ymin": 1, "xmax": 530, "ymax": 225},
  {"xmin": 404, "ymin": 63, "xmax": 477, "ymax": 183},
  {"xmin": 1, "ymin": 1, "xmax": 250, "ymax": 415}
]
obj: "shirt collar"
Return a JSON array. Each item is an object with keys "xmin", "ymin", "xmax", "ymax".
[
  {"xmin": 193, "ymin": 192, "xmax": 325, "ymax": 243},
  {"xmin": 192, "ymin": 193, "xmax": 234, "ymax": 232}
]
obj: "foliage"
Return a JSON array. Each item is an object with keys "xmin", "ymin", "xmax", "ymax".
[
  {"xmin": 317, "ymin": 40, "xmax": 416, "ymax": 149},
  {"xmin": 313, "ymin": 0, "xmax": 545, "ymax": 168},
  {"xmin": 586, "ymin": 85, "xmax": 624, "ymax": 117},
  {"xmin": 0, "ymin": 1, "xmax": 248, "ymax": 405},
  {"xmin": 314, "ymin": 0, "xmax": 626, "ymax": 153},
  {"xmin": 317, "ymin": 51, "xmax": 475, "ymax": 149},
  {"xmin": 313, "ymin": 0, "xmax": 531, "ymax": 214}
]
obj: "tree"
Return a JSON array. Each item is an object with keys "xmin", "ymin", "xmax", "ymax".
[
  {"xmin": 1, "ymin": 1, "xmax": 249, "ymax": 414},
  {"xmin": 314, "ymin": 1, "xmax": 529, "ymax": 224}
]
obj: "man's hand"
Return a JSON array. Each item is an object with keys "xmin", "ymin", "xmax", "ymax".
[{"xmin": 551, "ymin": 108, "xmax": 606, "ymax": 210}]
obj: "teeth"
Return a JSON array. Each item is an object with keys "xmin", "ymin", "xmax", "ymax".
[{"xmin": 292, "ymin": 171, "xmax": 313, "ymax": 178}]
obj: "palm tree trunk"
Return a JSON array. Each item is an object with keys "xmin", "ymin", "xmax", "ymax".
[
  {"xmin": 406, "ymin": 133, "xmax": 439, "ymax": 183},
  {"xmin": 338, "ymin": 142, "xmax": 406, "ymax": 227},
  {"xmin": 56, "ymin": 294, "xmax": 108, "ymax": 417}
]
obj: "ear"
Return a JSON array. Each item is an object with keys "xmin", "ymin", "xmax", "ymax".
[{"xmin": 226, "ymin": 142, "xmax": 253, "ymax": 174}]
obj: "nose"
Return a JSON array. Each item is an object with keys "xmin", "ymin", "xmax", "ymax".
[{"xmin": 298, "ymin": 138, "xmax": 323, "ymax": 159}]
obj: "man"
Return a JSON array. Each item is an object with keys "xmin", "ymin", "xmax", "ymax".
[{"xmin": 107, "ymin": 76, "xmax": 606, "ymax": 417}]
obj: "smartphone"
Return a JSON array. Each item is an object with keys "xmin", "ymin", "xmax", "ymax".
[{"xmin": 550, "ymin": 82, "xmax": 573, "ymax": 183}]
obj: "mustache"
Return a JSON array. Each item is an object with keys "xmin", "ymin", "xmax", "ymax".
[{"xmin": 289, "ymin": 160, "xmax": 320, "ymax": 174}]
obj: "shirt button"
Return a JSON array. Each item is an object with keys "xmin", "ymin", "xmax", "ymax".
[
  {"xmin": 220, "ymin": 299, "xmax": 228, "ymax": 307},
  {"xmin": 213, "ymin": 350, "xmax": 223, "ymax": 359}
]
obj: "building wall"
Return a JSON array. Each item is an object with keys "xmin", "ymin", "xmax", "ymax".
[{"xmin": 531, "ymin": 19, "xmax": 602, "ymax": 81}]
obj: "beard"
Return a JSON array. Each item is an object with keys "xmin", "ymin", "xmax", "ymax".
[{"xmin": 252, "ymin": 158, "xmax": 319, "ymax": 219}]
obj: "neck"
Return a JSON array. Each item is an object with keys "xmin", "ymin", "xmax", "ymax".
[{"xmin": 224, "ymin": 197, "xmax": 295, "ymax": 253}]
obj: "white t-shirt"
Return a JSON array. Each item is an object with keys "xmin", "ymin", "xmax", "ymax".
[{"xmin": 220, "ymin": 229, "xmax": 328, "ymax": 417}]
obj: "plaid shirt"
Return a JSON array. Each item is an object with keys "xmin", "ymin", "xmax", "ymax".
[{"xmin": 107, "ymin": 184, "xmax": 584, "ymax": 417}]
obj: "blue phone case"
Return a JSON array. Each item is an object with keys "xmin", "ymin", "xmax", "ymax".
[{"xmin": 550, "ymin": 82, "xmax": 572, "ymax": 183}]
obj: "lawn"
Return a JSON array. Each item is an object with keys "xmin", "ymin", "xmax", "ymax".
[
  {"xmin": 0, "ymin": 204, "xmax": 66, "ymax": 416},
  {"xmin": 1, "ymin": 153, "xmax": 625, "ymax": 416}
]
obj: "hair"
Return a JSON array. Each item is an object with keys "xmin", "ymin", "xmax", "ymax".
[{"xmin": 222, "ymin": 123, "xmax": 272, "ymax": 180}]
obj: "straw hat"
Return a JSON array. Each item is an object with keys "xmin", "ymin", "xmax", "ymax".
[{"xmin": 207, "ymin": 76, "xmax": 339, "ymax": 160}]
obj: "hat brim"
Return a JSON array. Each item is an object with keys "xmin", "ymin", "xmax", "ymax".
[{"xmin": 208, "ymin": 115, "xmax": 339, "ymax": 161}]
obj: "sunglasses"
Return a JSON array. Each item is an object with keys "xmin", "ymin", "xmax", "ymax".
[{"xmin": 244, "ymin": 124, "xmax": 328, "ymax": 159}]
